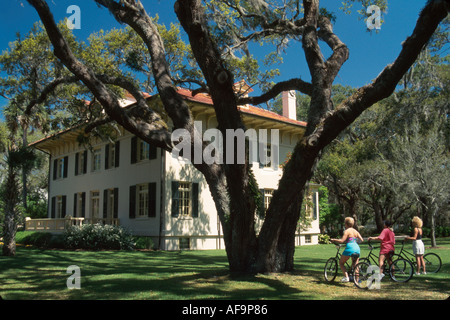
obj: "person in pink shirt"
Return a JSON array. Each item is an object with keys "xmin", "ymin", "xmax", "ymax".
[{"xmin": 369, "ymin": 220, "xmax": 395, "ymax": 279}]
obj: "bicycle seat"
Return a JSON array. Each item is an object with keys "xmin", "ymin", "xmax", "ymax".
[{"xmin": 351, "ymin": 253, "xmax": 360, "ymax": 259}]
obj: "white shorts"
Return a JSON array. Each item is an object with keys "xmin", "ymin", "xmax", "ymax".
[{"xmin": 413, "ymin": 240, "xmax": 425, "ymax": 255}]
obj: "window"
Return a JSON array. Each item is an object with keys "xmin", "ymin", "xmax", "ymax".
[
  {"xmin": 91, "ymin": 191, "xmax": 100, "ymax": 219},
  {"xmin": 263, "ymin": 189, "xmax": 274, "ymax": 212},
  {"xmin": 137, "ymin": 184, "xmax": 149, "ymax": 217},
  {"xmin": 129, "ymin": 183, "xmax": 156, "ymax": 218},
  {"xmin": 105, "ymin": 142, "xmax": 120, "ymax": 169},
  {"xmin": 73, "ymin": 192, "xmax": 86, "ymax": 218},
  {"xmin": 171, "ymin": 181, "xmax": 199, "ymax": 218},
  {"xmin": 75, "ymin": 151, "xmax": 87, "ymax": 175},
  {"xmin": 131, "ymin": 136, "xmax": 156, "ymax": 164},
  {"xmin": 305, "ymin": 235, "xmax": 312, "ymax": 244},
  {"xmin": 53, "ymin": 156, "xmax": 68, "ymax": 180},
  {"xmin": 92, "ymin": 148, "xmax": 101, "ymax": 172},
  {"xmin": 179, "ymin": 238, "xmax": 190, "ymax": 250},
  {"xmin": 103, "ymin": 188, "xmax": 118, "ymax": 219},
  {"xmin": 51, "ymin": 195, "xmax": 66, "ymax": 218},
  {"xmin": 179, "ymin": 182, "xmax": 191, "ymax": 217}
]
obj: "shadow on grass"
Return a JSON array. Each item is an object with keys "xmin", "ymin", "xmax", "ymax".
[{"xmin": 0, "ymin": 248, "xmax": 312, "ymax": 300}]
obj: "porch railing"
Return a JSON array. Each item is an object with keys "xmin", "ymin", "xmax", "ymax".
[{"xmin": 25, "ymin": 216, "xmax": 120, "ymax": 232}]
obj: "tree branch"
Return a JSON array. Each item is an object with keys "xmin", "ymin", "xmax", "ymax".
[
  {"xmin": 308, "ymin": 0, "xmax": 450, "ymax": 149},
  {"xmin": 26, "ymin": 0, "xmax": 173, "ymax": 150},
  {"xmin": 237, "ymin": 78, "xmax": 312, "ymax": 105}
]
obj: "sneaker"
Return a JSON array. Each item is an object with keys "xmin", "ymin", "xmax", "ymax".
[
  {"xmin": 423, "ymin": 272, "xmax": 427, "ymax": 275},
  {"xmin": 340, "ymin": 277, "xmax": 350, "ymax": 282},
  {"xmin": 415, "ymin": 272, "xmax": 420, "ymax": 275}
]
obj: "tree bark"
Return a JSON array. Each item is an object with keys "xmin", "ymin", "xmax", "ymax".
[{"xmin": 2, "ymin": 156, "xmax": 21, "ymax": 256}]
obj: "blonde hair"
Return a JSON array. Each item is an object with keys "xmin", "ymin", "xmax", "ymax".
[
  {"xmin": 344, "ymin": 217, "xmax": 354, "ymax": 228},
  {"xmin": 412, "ymin": 216, "xmax": 423, "ymax": 228}
]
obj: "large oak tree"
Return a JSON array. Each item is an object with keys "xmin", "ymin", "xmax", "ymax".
[{"xmin": 25, "ymin": 0, "xmax": 449, "ymax": 273}]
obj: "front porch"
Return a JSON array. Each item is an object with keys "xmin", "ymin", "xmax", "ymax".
[{"xmin": 25, "ymin": 216, "xmax": 120, "ymax": 233}]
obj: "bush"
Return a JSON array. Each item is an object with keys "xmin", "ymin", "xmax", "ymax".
[
  {"xmin": 64, "ymin": 224, "xmax": 135, "ymax": 251},
  {"xmin": 134, "ymin": 236, "xmax": 155, "ymax": 250}
]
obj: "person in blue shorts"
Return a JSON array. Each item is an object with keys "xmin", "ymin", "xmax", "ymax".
[{"xmin": 331, "ymin": 217, "xmax": 364, "ymax": 282}]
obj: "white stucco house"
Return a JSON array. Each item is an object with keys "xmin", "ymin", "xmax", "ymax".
[{"xmin": 27, "ymin": 84, "xmax": 320, "ymax": 250}]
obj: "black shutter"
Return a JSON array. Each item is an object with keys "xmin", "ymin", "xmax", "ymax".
[
  {"xmin": 51, "ymin": 196, "xmax": 56, "ymax": 218},
  {"xmin": 81, "ymin": 192, "xmax": 86, "ymax": 217},
  {"xmin": 73, "ymin": 193, "xmax": 78, "ymax": 217},
  {"xmin": 115, "ymin": 141, "xmax": 120, "ymax": 167},
  {"xmin": 148, "ymin": 183, "xmax": 156, "ymax": 218},
  {"xmin": 103, "ymin": 189, "xmax": 108, "ymax": 218},
  {"xmin": 149, "ymin": 143, "xmax": 157, "ymax": 160},
  {"xmin": 171, "ymin": 181, "xmax": 179, "ymax": 217},
  {"xmin": 83, "ymin": 151, "xmax": 88, "ymax": 174},
  {"xmin": 129, "ymin": 185, "xmax": 136, "ymax": 219},
  {"xmin": 75, "ymin": 153, "xmax": 79, "ymax": 176},
  {"xmin": 114, "ymin": 188, "xmax": 119, "ymax": 219},
  {"xmin": 105, "ymin": 144, "xmax": 110, "ymax": 170},
  {"xmin": 192, "ymin": 183, "xmax": 199, "ymax": 218},
  {"xmin": 63, "ymin": 156, "xmax": 68, "ymax": 178},
  {"xmin": 131, "ymin": 136, "xmax": 137, "ymax": 164},
  {"xmin": 62, "ymin": 195, "xmax": 67, "ymax": 218},
  {"xmin": 53, "ymin": 159, "xmax": 57, "ymax": 180}
]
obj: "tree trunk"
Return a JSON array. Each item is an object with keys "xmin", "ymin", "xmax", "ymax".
[{"xmin": 2, "ymin": 162, "xmax": 20, "ymax": 256}]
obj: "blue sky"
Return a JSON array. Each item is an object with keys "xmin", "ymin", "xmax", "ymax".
[{"xmin": 0, "ymin": 0, "xmax": 429, "ymax": 109}]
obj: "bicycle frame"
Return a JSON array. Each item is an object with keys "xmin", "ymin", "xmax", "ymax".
[
  {"xmin": 395, "ymin": 240, "xmax": 417, "ymax": 264},
  {"xmin": 333, "ymin": 244, "xmax": 359, "ymax": 270},
  {"xmin": 362, "ymin": 241, "xmax": 380, "ymax": 266}
]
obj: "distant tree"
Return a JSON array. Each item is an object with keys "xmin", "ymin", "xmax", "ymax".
[{"xmin": 1, "ymin": 146, "xmax": 38, "ymax": 256}]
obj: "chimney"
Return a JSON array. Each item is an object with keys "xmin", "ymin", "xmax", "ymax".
[{"xmin": 282, "ymin": 90, "xmax": 296, "ymax": 121}]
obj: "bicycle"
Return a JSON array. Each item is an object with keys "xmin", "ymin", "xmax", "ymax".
[
  {"xmin": 324, "ymin": 243, "xmax": 360, "ymax": 283},
  {"xmin": 393, "ymin": 239, "xmax": 442, "ymax": 273},
  {"xmin": 353, "ymin": 239, "xmax": 414, "ymax": 289}
]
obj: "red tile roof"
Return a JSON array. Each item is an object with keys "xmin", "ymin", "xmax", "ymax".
[{"xmin": 176, "ymin": 88, "xmax": 307, "ymax": 127}]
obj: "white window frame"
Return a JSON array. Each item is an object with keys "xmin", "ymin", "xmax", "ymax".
[
  {"xmin": 263, "ymin": 189, "xmax": 274, "ymax": 212},
  {"xmin": 55, "ymin": 158, "xmax": 65, "ymax": 179},
  {"xmin": 178, "ymin": 182, "xmax": 192, "ymax": 217},
  {"xmin": 92, "ymin": 148, "xmax": 102, "ymax": 172},
  {"xmin": 136, "ymin": 184, "xmax": 149, "ymax": 218},
  {"xmin": 56, "ymin": 195, "xmax": 64, "ymax": 218},
  {"xmin": 107, "ymin": 143, "xmax": 115, "ymax": 169},
  {"xmin": 138, "ymin": 139, "xmax": 150, "ymax": 162},
  {"xmin": 76, "ymin": 151, "xmax": 86, "ymax": 175},
  {"xmin": 90, "ymin": 191, "xmax": 100, "ymax": 219}
]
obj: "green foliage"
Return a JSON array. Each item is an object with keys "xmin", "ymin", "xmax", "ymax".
[
  {"xmin": 318, "ymin": 234, "xmax": 331, "ymax": 244},
  {"xmin": 15, "ymin": 231, "xmax": 64, "ymax": 249},
  {"xmin": 64, "ymin": 224, "xmax": 135, "ymax": 251},
  {"xmin": 134, "ymin": 236, "xmax": 155, "ymax": 250}
]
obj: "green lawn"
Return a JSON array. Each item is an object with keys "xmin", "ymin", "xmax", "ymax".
[{"xmin": 1, "ymin": 238, "xmax": 449, "ymax": 300}]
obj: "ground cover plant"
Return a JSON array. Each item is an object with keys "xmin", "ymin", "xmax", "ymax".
[{"xmin": 0, "ymin": 238, "xmax": 448, "ymax": 300}]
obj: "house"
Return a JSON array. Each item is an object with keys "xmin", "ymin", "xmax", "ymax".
[{"xmin": 27, "ymin": 85, "xmax": 321, "ymax": 250}]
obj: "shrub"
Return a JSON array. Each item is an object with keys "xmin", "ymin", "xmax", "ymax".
[
  {"xmin": 134, "ymin": 236, "xmax": 155, "ymax": 250},
  {"xmin": 64, "ymin": 224, "xmax": 135, "ymax": 251}
]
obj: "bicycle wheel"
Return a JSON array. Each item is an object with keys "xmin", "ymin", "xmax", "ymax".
[
  {"xmin": 423, "ymin": 252, "xmax": 442, "ymax": 273},
  {"xmin": 324, "ymin": 258, "xmax": 338, "ymax": 282},
  {"xmin": 353, "ymin": 262, "xmax": 377, "ymax": 289},
  {"xmin": 389, "ymin": 258, "xmax": 413, "ymax": 283}
]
